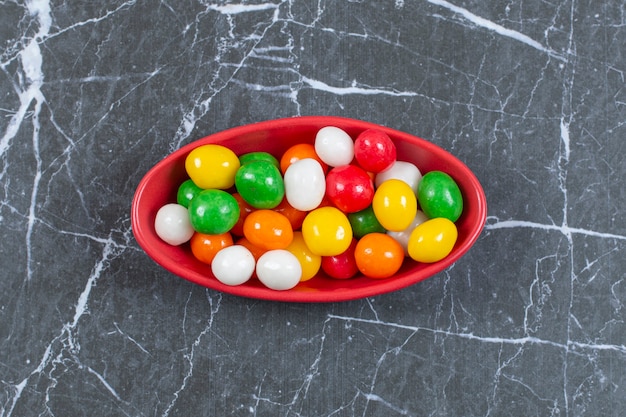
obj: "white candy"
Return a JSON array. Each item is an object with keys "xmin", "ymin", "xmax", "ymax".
[
  {"xmin": 284, "ymin": 158, "xmax": 326, "ymax": 211},
  {"xmin": 375, "ymin": 161, "xmax": 422, "ymax": 195},
  {"xmin": 387, "ymin": 210, "xmax": 429, "ymax": 255},
  {"xmin": 211, "ymin": 245, "xmax": 255, "ymax": 286},
  {"xmin": 314, "ymin": 126, "xmax": 354, "ymax": 167},
  {"xmin": 154, "ymin": 203, "xmax": 194, "ymax": 246},
  {"xmin": 256, "ymin": 250, "xmax": 302, "ymax": 290}
]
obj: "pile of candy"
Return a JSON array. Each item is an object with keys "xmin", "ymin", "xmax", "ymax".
[{"xmin": 154, "ymin": 126, "xmax": 463, "ymax": 291}]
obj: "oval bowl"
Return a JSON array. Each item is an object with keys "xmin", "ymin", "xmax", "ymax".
[{"xmin": 131, "ymin": 116, "xmax": 487, "ymax": 302}]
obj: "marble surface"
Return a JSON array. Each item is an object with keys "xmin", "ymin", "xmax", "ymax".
[{"xmin": 1, "ymin": 1, "xmax": 625, "ymax": 416}]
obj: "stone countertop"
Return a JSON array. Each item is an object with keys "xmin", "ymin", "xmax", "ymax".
[{"xmin": 1, "ymin": 1, "xmax": 625, "ymax": 416}]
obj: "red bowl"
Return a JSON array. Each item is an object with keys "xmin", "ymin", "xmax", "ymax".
[{"xmin": 131, "ymin": 116, "xmax": 487, "ymax": 302}]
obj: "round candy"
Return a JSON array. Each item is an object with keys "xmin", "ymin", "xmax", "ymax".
[
  {"xmin": 286, "ymin": 232, "xmax": 322, "ymax": 282},
  {"xmin": 417, "ymin": 171, "xmax": 463, "ymax": 222},
  {"xmin": 375, "ymin": 160, "xmax": 422, "ymax": 195},
  {"xmin": 211, "ymin": 245, "xmax": 255, "ymax": 286},
  {"xmin": 354, "ymin": 233, "xmax": 404, "ymax": 279},
  {"xmin": 325, "ymin": 164, "xmax": 374, "ymax": 213},
  {"xmin": 185, "ymin": 144, "xmax": 240, "ymax": 190},
  {"xmin": 348, "ymin": 205, "xmax": 386, "ymax": 239},
  {"xmin": 407, "ymin": 217, "xmax": 458, "ymax": 263},
  {"xmin": 256, "ymin": 250, "xmax": 302, "ymax": 290},
  {"xmin": 154, "ymin": 203, "xmax": 195, "ymax": 246},
  {"xmin": 177, "ymin": 179, "xmax": 203, "ymax": 208},
  {"xmin": 314, "ymin": 126, "xmax": 354, "ymax": 167},
  {"xmin": 190, "ymin": 232, "xmax": 233, "ymax": 264},
  {"xmin": 239, "ymin": 151, "xmax": 280, "ymax": 169},
  {"xmin": 386, "ymin": 210, "xmax": 429, "ymax": 255},
  {"xmin": 235, "ymin": 160, "xmax": 285, "ymax": 209},
  {"xmin": 301, "ymin": 206, "xmax": 353, "ymax": 256},
  {"xmin": 354, "ymin": 129, "xmax": 396, "ymax": 173},
  {"xmin": 188, "ymin": 189, "xmax": 240, "ymax": 235},
  {"xmin": 321, "ymin": 238, "xmax": 359, "ymax": 279},
  {"xmin": 372, "ymin": 179, "xmax": 418, "ymax": 232},
  {"xmin": 243, "ymin": 209, "xmax": 294, "ymax": 250},
  {"xmin": 280, "ymin": 143, "xmax": 328, "ymax": 174},
  {"xmin": 284, "ymin": 158, "xmax": 326, "ymax": 211}
]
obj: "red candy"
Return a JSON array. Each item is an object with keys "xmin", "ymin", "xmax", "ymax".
[
  {"xmin": 321, "ymin": 238, "xmax": 359, "ymax": 279},
  {"xmin": 325, "ymin": 164, "xmax": 375, "ymax": 213},
  {"xmin": 354, "ymin": 129, "xmax": 396, "ymax": 173}
]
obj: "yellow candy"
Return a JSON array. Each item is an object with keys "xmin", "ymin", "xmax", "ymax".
[
  {"xmin": 285, "ymin": 232, "xmax": 322, "ymax": 281},
  {"xmin": 301, "ymin": 207, "xmax": 353, "ymax": 256},
  {"xmin": 407, "ymin": 217, "xmax": 458, "ymax": 263},
  {"xmin": 185, "ymin": 144, "xmax": 240, "ymax": 190},
  {"xmin": 372, "ymin": 179, "xmax": 417, "ymax": 231}
]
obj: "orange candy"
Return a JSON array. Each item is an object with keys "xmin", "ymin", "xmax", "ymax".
[
  {"xmin": 280, "ymin": 143, "xmax": 328, "ymax": 174},
  {"xmin": 230, "ymin": 193, "xmax": 255, "ymax": 236},
  {"xmin": 235, "ymin": 237, "xmax": 267, "ymax": 261},
  {"xmin": 354, "ymin": 233, "xmax": 404, "ymax": 279},
  {"xmin": 190, "ymin": 232, "xmax": 234, "ymax": 264},
  {"xmin": 273, "ymin": 198, "xmax": 308, "ymax": 230},
  {"xmin": 243, "ymin": 210, "xmax": 294, "ymax": 250}
]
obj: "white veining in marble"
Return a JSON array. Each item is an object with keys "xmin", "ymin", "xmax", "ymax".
[{"xmin": 1, "ymin": 0, "xmax": 624, "ymax": 415}]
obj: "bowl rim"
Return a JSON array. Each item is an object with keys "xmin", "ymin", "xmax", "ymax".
[{"xmin": 131, "ymin": 116, "xmax": 487, "ymax": 302}]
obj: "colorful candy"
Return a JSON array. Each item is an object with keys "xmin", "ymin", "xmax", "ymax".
[
  {"xmin": 188, "ymin": 189, "xmax": 240, "ymax": 234},
  {"xmin": 354, "ymin": 129, "xmax": 396, "ymax": 173},
  {"xmin": 243, "ymin": 210, "xmax": 293, "ymax": 250},
  {"xmin": 190, "ymin": 232, "xmax": 233, "ymax": 264},
  {"xmin": 354, "ymin": 233, "xmax": 404, "ymax": 279},
  {"xmin": 372, "ymin": 179, "xmax": 418, "ymax": 232},
  {"xmin": 320, "ymin": 238, "xmax": 359, "ymax": 279},
  {"xmin": 177, "ymin": 179, "xmax": 203, "ymax": 208},
  {"xmin": 348, "ymin": 205, "xmax": 386, "ymax": 239},
  {"xmin": 325, "ymin": 164, "xmax": 374, "ymax": 213},
  {"xmin": 155, "ymin": 125, "xmax": 466, "ymax": 290},
  {"xmin": 185, "ymin": 144, "xmax": 240, "ymax": 189},
  {"xmin": 235, "ymin": 160, "xmax": 285, "ymax": 209},
  {"xmin": 301, "ymin": 206, "xmax": 353, "ymax": 256},
  {"xmin": 239, "ymin": 151, "xmax": 280, "ymax": 169},
  {"xmin": 417, "ymin": 171, "xmax": 463, "ymax": 222},
  {"xmin": 407, "ymin": 217, "xmax": 458, "ymax": 263}
]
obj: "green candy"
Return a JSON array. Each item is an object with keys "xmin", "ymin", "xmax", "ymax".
[
  {"xmin": 235, "ymin": 160, "xmax": 285, "ymax": 209},
  {"xmin": 188, "ymin": 189, "xmax": 240, "ymax": 234},
  {"xmin": 239, "ymin": 151, "xmax": 280, "ymax": 169},
  {"xmin": 348, "ymin": 205, "xmax": 386, "ymax": 239},
  {"xmin": 176, "ymin": 179, "xmax": 203, "ymax": 208},
  {"xmin": 417, "ymin": 171, "xmax": 463, "ymax": 222}
]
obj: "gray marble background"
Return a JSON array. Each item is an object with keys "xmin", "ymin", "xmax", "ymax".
[{"xmin": 1, "ymin": 1, "xmax": 625, "ymax": 416}]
